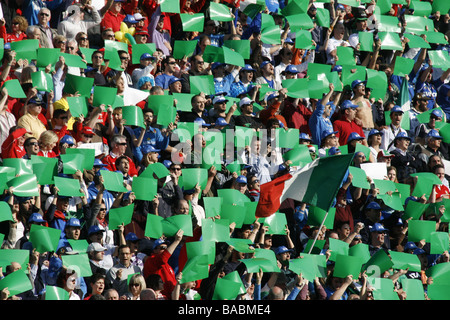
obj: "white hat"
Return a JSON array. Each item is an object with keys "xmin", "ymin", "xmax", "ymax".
[
  {"xmin": 87, "ymin": 242, "xmax": 107, "ymax": 253},
  {"xmin": 239, "ymin": 97, "xmax": 254, "ymax": 108}
]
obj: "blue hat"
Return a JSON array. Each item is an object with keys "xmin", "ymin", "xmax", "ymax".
[
  {"xmin": 241, "ymin": 64, "xmax": 256, "ymax": 72},
  {"xmin": 285, "ymin": 38, "xmax": 295, "ymax": 45},
  {"xmin": 413, "ymin": 248, "xmax": 426, "ymax": 255},
  {"xmin": 194, "ymin": 117, "xmax": 211, "ymax": 127},
  {"xmin": 266, "ymin": 92, "xmax": 278, "ymax": 102},
  {"xmin": 84, "ymin": 66, "xmax": 98, "ymax": 73},
  {"xmin": 123, "ymin": 14, "xmax": 137, "ymax": 24},
  {"xmin": 431, "ymin": 108, "xmax": 443, "ymax": 118},
  {"xmin": 368, "ymin": 128, "xmax": 383, "ymax": 137},
  {"xmin": 140, "ymin": 52, "xmax": 154, "ymax": 60},
  {"xmin": 211, "ymin": 62, "xmax": 226, "ymax": 70},
  {"xmin": 236, "ymin": 175, "xmax": 247, "ymax": 184},
  {"xmin": 390, "ymin": 105, "xmax": 404, "ymax": 114},
  {"xmin": 48, "ymin": 257, "xmax": 63, "ymax": 278},
  {"xmin": 163, "ymin": 160, "xmax": 172, "ymax": 168},
  {"xmin": 88, "ymin": 225, "xmax": 105, "ymax": 235},
  {"xmin": 260, "ymin": 61, "xmax": 272, "ymax": 69},
  {"xmin": 278, "ymin": 163, "xmax": 288, "ymax": 172},
  {"xmin": 4, "ymin": 42, "xmax": 10, "ymax": 50},
  {"xmin": 94, "ymin": 158, "xmax": 108, "ymax": 167},
  {"xmin": 321, "ymin": 128, "xmax": 338, "ymax": 140},
  {"xmin": 66, "ymin": 218, "xmax": 81, "ymax": 228},
  {"xmin": 336, "ymin": 4, "xmax": 345, "ymax": 10},
  {"xmin": 152, "ymin": 238, "xmax": 169, "ymax": 251},
  {"xmin": 404, "ymin": 241, "xmax": 418, "ymax": 251},
  {"xmin": 341, "ymin": 100, "xmax": 359, "ymax": 110},
  {"xmin": 274, "ymin": 246, "xmax": 293, "ymax": 255},
  {"xmin": 328, "ymin": 146, "xmax": 341, "ymax": 155},
  {"xmin": 369, "ymin": 222, "xmax": 388, "ymax": 233},
  {"xmin": 28, "ymin": 212, "xmax": 46, "ymax": 224},
  {"xmin": 168, "ymin": 77, "xmax": 182, "ymax": 86},
  {"xmin": 283, "ymin": 65, "xmax": 298, "ymax": 74},
  {"xmin": 213, "ymin": 95, "xmax": 229, "ymax": 104},
  {"xmin": 214, "ymin": 117, "xmax": 229, "ymax": 126},
  {"xmin": 60, "ymin": 135, "xmax": 75, "ymax": 146},
  {"xmin": 394, "ymin": 131, "xmax": 411, "ymax": 141},
  {"xmin": 28, "ymin": 96, "xmax": 44, "ymax": 105},
  {"xmin": 332, "ymin": 65, "xmax": 342, "ymax": 72},
  {"xmin": 299, "ymin": 133, "xmax": 312, "ymax": 141},
  {"xmin": 351, "ymin": 79, "xmax": 366, "ymax": 89},
  {"xmin": 366, "ymin": 201, "xmax": 381, "ymax": 210},
  {"xmin": 125, "ymin": 232, "xmax": 139, "ymax": 241},
  {"xmin": 142, "ymin": 144, "xmax": 160, "ymax": 154},
  {"xmin": 427, "ymin": 129, "xmax": 443, "ymax": 140},
  {"xmin": 347, "ymin": 132, "xmax": 364, "ymax": 143}
]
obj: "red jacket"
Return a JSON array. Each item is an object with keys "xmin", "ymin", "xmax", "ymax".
[
  {"xmin": 143, "ymin": 250, "xmax": 177, "ymax": 297},
  {"xmin": 102, "ymin": 153, "xmax": 138, "ymax": 177},
  {"xmin": 101, "ymin": 10, "xmax": 126, "ymax": 32},
  {"xmin": 1, "ymin": 127, "xmax": 27, "ymax": 159}
]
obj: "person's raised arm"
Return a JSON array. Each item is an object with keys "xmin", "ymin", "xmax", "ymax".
[
  {"xmin": 321, "ymin": 83, "xmax": 335, "ymax": 107},
  {"xmin": 167, "ymin": 229, "xmax": 184, "ymax": 256}
]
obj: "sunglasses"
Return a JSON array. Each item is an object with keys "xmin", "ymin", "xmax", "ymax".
[
  {"xmin": 27, "ymin": 142, "xmax": 39, "ymax": 147},
  {"xmin": 93, "ymin": 55, "xmax": 103, "ymax": 59},
  {"xmin": 99, "ymin": 208, "xmax": 107, "ymax": 212},
  {"xmin": 117, "ymin": 142, "xmax": 127, "ymax": 146},
  {"xmin": 131, "ymin": 283, "xmax": 140, "ymax": 287},
  {"xmin": 68, "ymin": 47, "xmax": 76, "ymax": 50},
  {"xmin": 40, "ymin": 13, "xmax": 50, "ymax": 17},
  {"xmin": 171, "ymin": 167, "xmax": 181, "ymax": 171},
  {"xmin": 168, "ymin": 61, "xmax": 176, "ymax": 65},
  {"xmin": 79, "ymin": 37, "xmax": 88, "ymax": 41},
  {"xmin": 120, "ymin": 56, "xmax": 129, "ymax": 60}
]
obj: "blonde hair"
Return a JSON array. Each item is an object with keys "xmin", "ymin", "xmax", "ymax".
[
  {"xmin": 128, "ymin": 274, "xmax": 146, "ymax": 292},
  {"xmin": 38, "ymin": 130, "xmax": 59, "ymax": 148}
]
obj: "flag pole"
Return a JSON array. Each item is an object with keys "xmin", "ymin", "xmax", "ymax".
[{"xmin": 308, "ymin": 210, "xmax": 328, "ymax": 254}]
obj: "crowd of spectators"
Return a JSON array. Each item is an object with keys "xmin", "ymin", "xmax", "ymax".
[{"xmin": 0, "ymin": 0, "xmax": 450, "ymax": 301}]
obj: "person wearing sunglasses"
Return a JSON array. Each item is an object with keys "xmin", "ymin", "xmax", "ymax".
[{"xmin": 36, "ymin": 8, "xmax": 59, "ymax": 48}]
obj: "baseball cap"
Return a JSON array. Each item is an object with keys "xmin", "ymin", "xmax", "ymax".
[
  {"xmin": 88, "ymin": 225, "xmax": 105, "ymax": 235},
  {"xmin": 431, "ymin": 108, "xmax": 443, "ymax": 118},
  {"xmin": 404, "ymin": 241, "xmax": 418, "ymax": 251},
  {"xmin": 368, "ymin": 129, "xmax": 383, "ymax": 137},
  {"xmin": 369, "ymin": 223, "xmax": 388, "ymax": 233},
  {"xmin": 321, "ymin": 128, "xmax": 338, "ymax": 140},
  {"xmin": 341, "ymin": 100, "xmax": 359, "ymax": 110},
  {"xmin": 140, "ymin": 52, "xmax": 154, "ymax": 60},
  {"xmin": 133, "ymin": 13, "xmax": 145, "ymax": 21},
  {"xmin": 168, "ymin": 77, "xmax": 182, "ymax": 86},
  {"xmin": 390, "ymin": 105, "xmax": 404, "ymax": 114},
  {"xmin": 299, "ymin": 133, "xmax": 312, "ymax": 141},
  {"xmin": 213, "ymin": 95, "xmax": 229, "ymax": 104},
  {"xmin": 87, "ymin": 242, "xmax": 107, "ymax": 253},
  {"xmin": 236, "ymin": 175, "xmax": 247, "ymax": 184},
  {"xmin": 94, "ymin": 158, "xmax": 108, "ymax": 167},
  {"xmin": 194, "ymin": 117, "xmax": 211, "ymax": 127},
  {"xmin": 347, "ymin": 132, "xmax": 364, "ymax": 143},
  {"xmin": 28, "ymin": 96, "xmax": 44, "ymax": 105},
  {"xmin": 28, "ymin": 212, "xmax": 46, "ymax": 224},
  {"xmin": 394, "ymin": 131, "xmax": 411, "ymax": 141},
  {"xmin": 125, "ymin": 232, "xmax": 139, "ymax": 242},
  {"xmin": 123, "ymin": 14, "xmax": 137, "ymax": 24},
  {"xmin": 152, "ymin": 238, "xmax": 169, "ymax": 251},
  {"xmin": 328, "ymin": 146, "xmax": 341, "ymax": 155},
  {"xmin": 274, "ymin": 246, "xmax": 293, "ymax": 255},
  {"xmin": 351, "ymin": 79, "xmax": 366, "ymax": 89},
  {"xmin": 427, "ymin": 129, "xmax": 443, "ymax": 140},
  {"xmin": 239, "ymin": 97, "xmax": 254, "ymax": 108},
  {"xmin": 366, "ymin": 201, "xmax": 382, "ymax": 210},
  {"xmin": 60, "ymin": 135, "xmax": 75, "ymax": 146},
  {"xmin": 241, "ymin": 64, "xmax": 255, "ymax": 72},
  {"xmin": 260, "ymin": 61, "xmax": 272, "ymax": 69},
  {"xmin": 211, "ymin": 62, "xmax": 225, "ymax": 70},
  {"xmin": 283, "ymin": 65, "xmax": 299, "ymax": 74},
  {"xmin": 214, "ymin": 117, "xmax": 229, "ymax": 126},
  {"xmin": 142, "ymin": 144, "xmax": 160, "ymax": 154},
  {"xmin": 66, "ymin": 218, "xmax": 81, "ymax": 228},
  {"xmin": 81, "ymin": 126, "xmax": 94, "ymax": 136}
]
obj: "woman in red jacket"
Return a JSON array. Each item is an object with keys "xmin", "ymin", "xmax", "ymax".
[{"xmin": 0, "ymin": 16, "xmax": 28, "ymax": 43}]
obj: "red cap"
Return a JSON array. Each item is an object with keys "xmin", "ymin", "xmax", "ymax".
[{"xmin": 82, "ymin": 127, "xmax": 94, "ymax": 135}]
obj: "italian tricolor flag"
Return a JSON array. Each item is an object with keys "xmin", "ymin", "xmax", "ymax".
[{"xmin": 255, "ymin": 154, "xmax": 354, "ymax": 218}]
